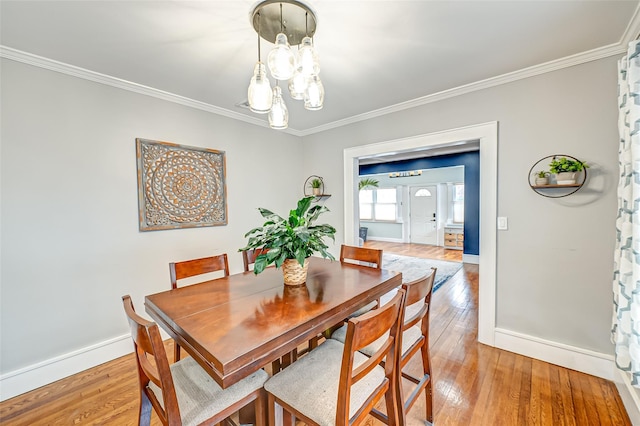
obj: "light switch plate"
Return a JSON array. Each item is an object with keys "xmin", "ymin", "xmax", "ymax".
[{"xmin": 497, "ymin": 217, "xmax": 508, "ymax": 230}]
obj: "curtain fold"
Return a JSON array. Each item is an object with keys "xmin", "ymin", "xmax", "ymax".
[{"xmin": 613, "ymin": 39, "xmax": 640, "ymax": 386}]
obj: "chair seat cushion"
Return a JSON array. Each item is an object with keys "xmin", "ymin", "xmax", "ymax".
[
  {"xmin": 331, "ymin": 322, "xmax": 422, "ymax": 358},
  {"xmin": 264, "ymin": 339, "xmax": 386, "ymax": 426},
  {"xmin": 148, "ymin": 356, "xmax": 268, "ymax": 426},
  {"xmin": 348, "ymin": 300, "xmax": 378, "ymax": 318}
]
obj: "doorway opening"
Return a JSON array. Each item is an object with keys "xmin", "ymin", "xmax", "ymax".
[{"xmin": 343, "ymin": 122, "xmax": 497, "ymax": 346}]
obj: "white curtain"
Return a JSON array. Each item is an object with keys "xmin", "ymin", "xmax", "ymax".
[{"xmin": 613, "ymin": 39, "xmax": 640, "ymax": 386}]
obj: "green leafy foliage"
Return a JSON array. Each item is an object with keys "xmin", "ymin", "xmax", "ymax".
[
  {"xmin": 548, "ymin": 157, "xmax": 588, "ymax": 174},
  {"xmin": 534, "ymin": 170, "xmax": 549, "ymax": 178},
  {"xmin": 309, "ymin": 178, "xmax": 322, "ymax": 189},
  {"xmin": 240, "ymin": 196, "xmax": 336, "ymax": 275},
  {"xmin": 359, "ymin": 177, "xmax": 379, "ymax": 191}
]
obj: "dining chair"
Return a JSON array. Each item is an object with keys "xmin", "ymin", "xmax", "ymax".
[
  {"xmin": 263, "ymin": 289, "xmax": 406, "ymax": 426},
  {"xmin": 169, "ymin": 253, "xmax": 230, "ymax": 289},
  {"xmin": 169, "ymin": 253, "xmax": 230, "ymax": 361},
  {"xmin": 121, "ymin": 295, "xmax": 268, "ymax": 426},
  {"xmin": 340, "ymin": 244, "xmax": 383, "ymax": 269},
  {"xmin": 315, "ymin": 244, "xmax": 386, "ymax": 348},
  {"xmin": 331, "ymin": 269, "xmax": 437, "ymax": 424},
  {"xmin": 242, "ymin": 248, "xmax": 269, "ymax": 272},
  {"xmin": 340, "ymin": 244, "xmax": 384, "ymax": 317}
]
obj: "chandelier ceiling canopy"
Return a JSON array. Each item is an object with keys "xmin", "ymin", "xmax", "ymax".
[{"xmin": 250, "ymin": 0, "xmax": 316, "ymax": 46}]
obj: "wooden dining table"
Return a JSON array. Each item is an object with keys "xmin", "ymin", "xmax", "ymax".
[{"xmin": 145, "ymin": 256, "xmax": 402, "ymax": 390}]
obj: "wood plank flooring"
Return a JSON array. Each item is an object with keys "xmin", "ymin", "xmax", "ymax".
[{"xmin": 0, "ymin": 242, "xmax": 630, "ymax": 425}]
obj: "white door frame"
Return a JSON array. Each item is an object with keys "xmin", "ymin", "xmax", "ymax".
[{"xmin": 343, "ymin": 121, "xmax": 497, "ymax": 346}]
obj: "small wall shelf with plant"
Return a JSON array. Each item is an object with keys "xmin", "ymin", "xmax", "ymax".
[
  {"xmin": 303, "ymin": 175, "xmax": 330, "ymax": 201},
  {"xmin": 528, "ymin": 155, "xmax": 588, "ymax": 198}
]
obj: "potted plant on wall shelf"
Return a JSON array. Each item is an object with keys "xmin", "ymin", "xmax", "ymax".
[
  {"xmin": 309, "ymin": 178, "xmax": 323, "ymax": 196},
  {"xmin": 549, "ymin": 157, "xmax": 588, "ymax": 185},
  {"xmin": 533, "ymin": 170, "xmax": 549, "ymax": 186},
  {"xmin": 240, "ymin": 196, "xmax": 336, "ymax": 286}
]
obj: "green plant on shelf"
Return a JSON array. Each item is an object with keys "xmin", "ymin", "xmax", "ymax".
[
  {"xmin": 309, "ymin": 178, "xmax": 322, "ymax": 189},
  {"xmin": 548, "ymin": 157, "xmax": 588, "ymax": 174}
]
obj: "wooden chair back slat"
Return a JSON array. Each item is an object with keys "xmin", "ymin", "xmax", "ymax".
[
  {"xmin": 340, "ymin": 244, "xmax": 383, "ymax": 269},
  {"xmin": 170, "ymin": 254, "xmax": 230, "ymax": 289},
  {"xmin": 242, "ymin": 248, "xmax": 269, "ymax": 272}
]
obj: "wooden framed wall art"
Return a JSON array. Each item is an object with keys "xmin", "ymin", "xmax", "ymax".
[{"xmin": 136, "ymin": 138, "xmax": 227, "ymax": 231}]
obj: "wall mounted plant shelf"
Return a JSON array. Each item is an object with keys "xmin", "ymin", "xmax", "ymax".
[
  {"xmin": 303, "ymin": 175, "xmax": 331, "ymax": 202},
  {"xmin": 528, "ymin": 154, "xmax": 588, "ymax": 198}
]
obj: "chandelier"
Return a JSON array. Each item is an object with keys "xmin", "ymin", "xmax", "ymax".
[{"xmin": 247, "ymin": 0, "xmax": 324, "ymax": 130}]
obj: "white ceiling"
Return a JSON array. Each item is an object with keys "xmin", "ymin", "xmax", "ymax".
[{"xmin": 1, "ymin": 1, "xmax": 639, "ymax": 135}]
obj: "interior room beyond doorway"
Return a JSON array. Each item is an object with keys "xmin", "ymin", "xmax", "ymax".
[{"xmin": 358, "ymin": 166, "xmax": 465, "ymax": 250}]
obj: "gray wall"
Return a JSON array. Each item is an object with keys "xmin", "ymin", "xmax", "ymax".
[
  {"xmin": 302, "ymin": 56, "xmax": 618, "ymax": 355},
  {"xmin": 0, "ymin": 59, "xmax": 305, "ymax": 373},
  {"xmin": 0, "ymin": 53, "xmax": 619, "ymax": 386}
]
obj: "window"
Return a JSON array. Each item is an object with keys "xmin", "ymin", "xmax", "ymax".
[
  {"xmin": 359, "ymin": 189, "xmax": 373, "ymax": 220},
  {"xmin": 359, "ymin": 187, "xmax": 398, "ymax": 221},
  {"xmin": 453, "ymin": 184, "xmax": 464, "ymax": 223}
]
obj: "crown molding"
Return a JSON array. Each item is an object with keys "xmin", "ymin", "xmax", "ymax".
[
  {"xmin": 620, "ymin": 2, "xmax": 640, "ymax": 44},
  {"xmin": 2, "ymin": 16, "xmax": 637, "ymax": 140},
  {"xmin": 299, "ymin": 41, "xmax": 629, "ymax": 136},
  {"xmin": 0, "ymin": 46, "xmax": 306, "ymax": 137},
  {"xmin": 299, "ymin": 3, "xmax": 640, "ymax": 136}
]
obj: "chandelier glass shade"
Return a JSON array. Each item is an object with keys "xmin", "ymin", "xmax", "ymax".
[
  {"xmin": 267, "ymin": 33, "xmax": 296, "ymax": 80},
  {"xmin": 268, "ymin": 85, "xmax": 289, "ymax": 129},
  {"xmin": 297, "ymin": 36, "xmax": 320, "ymax": 77},
  {"xmin": 304, "ymin": 74, "xmax": 324, "ymax": 110},
  {"xmin": 247, "ymin": 62, "xmax": 273, "ymax": 114},
  {"xmin": 247, "ymin": 0, "xmax": 324, "ymax": 129}
]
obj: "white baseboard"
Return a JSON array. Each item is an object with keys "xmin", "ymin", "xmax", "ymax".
[
  {"xmin": 365, "ymin": 237, "xmax": 404, "ymax": 243},
  {"xmin": 615, "ymin": 369, "xmax": 640, "ymax": 425},
  {"xmin": 0, "ymin": 334, "xmax": 133, "ymax": 401},
  {"xmin": 494, "ymin": 328, "xmax": 614, "ymax": 381},
  {"xmin": 462, "ymin": 254, "xmax": 479, "ymax": 264}
]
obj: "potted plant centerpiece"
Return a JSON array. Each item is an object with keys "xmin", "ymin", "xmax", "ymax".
[
  {"xmin": 240, "ymin": 196, "xmax": 336, "ymax": 285},
  {"xmin": 549, "ymin": 157, "xmax": 588, "ymax": 185}
]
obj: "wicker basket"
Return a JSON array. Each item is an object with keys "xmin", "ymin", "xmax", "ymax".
[{"xmin": 282, "ymin": 258, "xmax": 309, "ymax": 286}]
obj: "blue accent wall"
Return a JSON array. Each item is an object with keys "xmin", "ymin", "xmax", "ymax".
[{"xmin": 360, "ymin": 151, "xmax": 480, "ymax": 255}]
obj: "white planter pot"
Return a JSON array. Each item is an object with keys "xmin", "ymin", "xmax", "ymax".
[
  {"xmin": 535, "ymin": 177, "xmax": 548, "ymax": 186},
  {"xmin": 556, "ymin": 172, "xmax": 576, "ymax": 185}
]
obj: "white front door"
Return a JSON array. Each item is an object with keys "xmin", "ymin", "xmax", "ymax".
[{"xmin": 410, "ymin": 186, "xmax": 437, "ymax": 245}]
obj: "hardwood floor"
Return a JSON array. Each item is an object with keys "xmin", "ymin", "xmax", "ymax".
[
  {"xmin": 363, "ymin": 240, "xmax": 463, "ymax": 262},
  {"xmin": 0, "ymin": 242, "xmax": 630, "ymax": 425}
]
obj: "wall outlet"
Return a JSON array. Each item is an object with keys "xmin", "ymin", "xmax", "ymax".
[{"xmin": 497, "ymin": 217, "xmax": 508, "ymax": 230}]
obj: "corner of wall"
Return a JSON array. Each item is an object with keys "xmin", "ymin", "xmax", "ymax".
[{"xmin": 615, "ymin": 369, "xmax": 640, "ymax": 425}]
